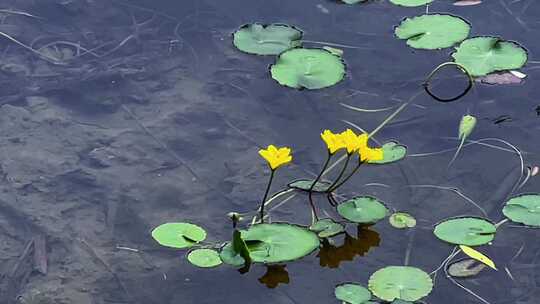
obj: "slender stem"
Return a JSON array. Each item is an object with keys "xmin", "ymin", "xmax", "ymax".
[
  {"xmin": 308, "ymin": 152, "xmax": 332, "ymax": 212},
  {"xmin": 328, "ymin": 160, "xmax": 364, "ymax": 192},
  {"xmin": 326, "ymin": 154, "xmax": 351, "ymax": 193},
  {"xmin": 259, "ymin": 170, "xmax": 275, "ymax": 223}
]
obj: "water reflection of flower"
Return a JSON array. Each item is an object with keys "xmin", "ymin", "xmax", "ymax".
[{"xmin": 318, "ymin": 225, "xmax": 380, "ymax": 268}]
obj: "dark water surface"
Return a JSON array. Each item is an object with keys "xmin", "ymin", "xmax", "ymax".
[{"xmin": 1, "ymin": 0, "xmax": 539, "ymax": 303}]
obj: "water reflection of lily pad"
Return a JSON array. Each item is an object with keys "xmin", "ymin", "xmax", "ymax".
[
  {"xmin": 368, "ymin": 266, "xmax": 433, "ymax": 302},
  {"xmin": 335, "ymin": 283, "xmax": 372, "ymax": 304},
  {"xmin": 270, "ymin": 48, "xmax": 346, "ymax": 90},
  {"xmin": 187, "ymin": 249, "xmax": 222, "ymax": 268},
  {"xmin": 151, "ymin": 222, "xmax": 206, "ymax": 249},
  {"xmin": 389, "ymin": 212, "xmax": 416, "ymax": 229},
  {"xmin": 310, "ymin": 218, "xmax": 345, "ymax": 238},
  {"xmin": 318, "ymin": 226, "xmax": 380, "ymax": 268},
  {"xmin": 452, "ymin": 37, "xmax": 528, "ymax": 76},
  {"xmin": 395, "ymin": 14, "xmax": 470, "ymax": 49},
  {"xmin": 232, "ymin": 23, "xmax": 303, "ymax": 55},
  {"xmin": 369, "ymin": 141, "xmax": 407, "ymax": 164},
  {"xmin": 258, "ymin": 265, "xmax": 290, "ymax": 288},
  {"xmin": 288, "ymin": 179, "xmax": 331, "ymax": 192},
  {"xmin": 390, "ymin": 0, "xmax": 433, "ymax": 6},
  {"xmin": 502, "ymin": 194, "xmax": 540, "ymax": 227},
  {"xmin": 434, "ymin": 217, "xmax": 496, "ymax": 246},
  {"xmin": 337, "ymin": 196, "xmax": 389, "ymax": 224}
]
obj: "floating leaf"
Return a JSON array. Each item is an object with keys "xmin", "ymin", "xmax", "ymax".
[
  {"xmin": 389, "ymin": 212, "xmax": 417, "ymax": 229},
  {"xmin": 395, "ymin": 14, "xmax": 470, "ymax": 49},
  {"xmin": 448, "ymin": 258, "xmax": 486, "ymax": 277},
  {"xmin": 368, "ymin": 266, "xmax": 433, "ymax": 302},
  {"xmin": 477, "ymin": 71, "xmax": 523, "ymax": 85},
  {"xmin": 232, "ymin": 23, "xmax": 302, "ymax": 55},
  {"xmin": 310, "ymin": 218, "xmax": 345, "ymax": 238},
  {"xmin": 459, "ymin": 245, "xmax": 497, "ymax": 270},
  {"xmin": 187, "ymin": 249, "xmax": 222, "ymax": 268},
  {"xmin": 434, "ymin": 217, "xmax": 496, "ymax": 246},
  {"xmin": 369, "ymin": 141, "xmax": 407, "ymax": 164},
  {"xmin": 335, "ymin": 283, "xmax": 372, "ymax": 304},
  {"xmin": 502, "ymin": 194, "xmax": 540, "ymax": 227},
  {"xmin": 151, "ymin": 222, "xmax": 206, "ymax": 249},
  {"xmin": 452, "ymin": 37, "xmax": 528, "ymax": 76},
  {"xmin": 288, "ymin": 179, "xmax": 332, "ymax": 192},
  {"xmin": 337, "ymin": 196, "xmax": 389, "ymax": 224},
  {"xmin": 390, "ymin": 0, "xmax": 433, "ymax": 6},
  {"xmin": 270, "ymin": 48, "xmax": 346, "ymax": 90}
]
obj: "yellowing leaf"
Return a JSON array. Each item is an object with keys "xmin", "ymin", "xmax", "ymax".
[{"xmin": 459, "ymin": 245, "xmax": 497, "ymax": 270}]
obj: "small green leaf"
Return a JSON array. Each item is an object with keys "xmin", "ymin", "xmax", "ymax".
[
  {"xmin": 503, "ymin": 194, "xmax": 540, "ymax": 227},
  {"xmin": 187, "ymin": 249, "xmax": 222, "ymax": 268},
  {"xmin": 337, "ymin": 196, "xmax": 389, "ymax": 224},
  {"xmin": 151, "ymin": 222, "xmax": 206, "ymax": 249},
  {"xmin": 369, "ymin": 141, "xmax": 407, "ymax": 164},
  {"xmin": 389, "ymin": 212, "xmax": 417, "ymax": 229},
  {"xmin": 335, "ymin": 283, "xmax": 372, "ymax": 304},
  {"xmin": 233, "ymin": 23, "xmax": 302, "ymax": 55}
]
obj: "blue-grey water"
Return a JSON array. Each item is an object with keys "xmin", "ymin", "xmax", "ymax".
[{"xmin": 0, "ymin": 0, "xmax": 539, "ymax": 303}]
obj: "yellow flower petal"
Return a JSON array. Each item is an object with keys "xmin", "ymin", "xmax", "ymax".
[
  {"xmin": 259, "ymin": 145, "xmax": 293, "ymax": 170},
  {"xmin": 340, "ymin": 129, "xmax": 361, "ymax": 154},
  {"xmin": 321, "ymin": 130, "xmax": 346, "ymax": 154},
  {"xmin": 459, "ymin": 245, "xmax": 497, "ymax": 270}
]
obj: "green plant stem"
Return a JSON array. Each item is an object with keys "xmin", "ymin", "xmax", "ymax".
[
  {"xmin": 328, "ymin": 160, "xmax": 364, "ymax": 192},
  {"xmin": 259, "ymin": 169, "xmax": 275, "ymax": 223},
  {"xmin": 308, "ymin": 152, "xmax": 333, "ymax": 212},
  {"xmin": 326, "ymin": 153, "xmax": 351, "ymax": 194}
]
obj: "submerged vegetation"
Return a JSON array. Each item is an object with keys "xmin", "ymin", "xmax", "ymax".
[{"xmin": 149, "ymin": 1, "xmax": 537, "ymax": 303}]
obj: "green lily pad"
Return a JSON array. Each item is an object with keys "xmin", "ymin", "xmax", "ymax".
[
  {"xmin": 151, "ymin": 222, "xmax": 206, "ymax": 249},
  {"xmin": 187, "ymin": 249, "xmax": 222, "ymax": 268},
  {"xmin": 337, "ymin": 196, "xmax": 389, "ymax": 224},
  {"xmin": 389, "ymin": 212, "xmax": 417, "ymax": 229},
  {"xmin": 232, "ymin": 23, "xmax": 302, "ymax": 55},
  {"xmin": 368, "ymin": 266, "xmax": 433, "ymax": 302},
  {"xmin": 222, "ymin": 223, "xmax": 319, "ymax": 264},
  {"xmin": 434, "ymin": 217, "xmax": 496, "ymax": 246},
  {"xmin": 503, "ymin": 194, "xmax": 540, "ymax": 227},
  {"xmin": 310, "ymin": 218, "xmax": 345, "ymax": 238},
  {"xmin": 390, "ymin": 0, "xmax": 433, "ymax": 7},
  {"xmin": 288, "ymin": 179, "xmax": 332, "ymax": 192},
  {"xmin": 270, "ymin": 48, "xmax": 346, "ymax": 90},
  {"xmin": 369, "ymin": 141, "xmax": 407, "ymax": 164},
  {"xmin": 335, "ymin": 283, "xmax": 372, "ymax": 304},
  {"xmin": 395, "ymin": 14, "xmax": 470, "ymax": 50},
  {"xmin": 452, "ymin": 37, "xmax": 528, "ymax": 76}
]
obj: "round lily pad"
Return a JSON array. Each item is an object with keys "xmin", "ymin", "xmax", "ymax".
[
  {"xmin": 368, "ymin": 266, "xmax": 433, "ymax": 302},
  {"xmin": 503, "ymin": 194, "xmax": 540, "ymax": 227},
  {"xmin": 151, "ymin": 222, "xmax": 206, "ymax": 249},
  {"xmin": 310, "ymin": 218, "xmax": 345, "ymax": 238},
  {"xmin": 335, "ymin": 283, "xmax": 372, "ymax": 304},
  {"xmin": 395, "ymin": 14, "xmax": 470, "ymax": 50},
  {"xmin": 433, "ymin": 217, "xmax": 496, "ymax": 246},
  {"xmin": 232, "ymin": 23, "xmax": 303, "ymax": 55},
  {"xmin": 337, "ymin": 196, "xmax": 389, "ymax": 224},
  {"xmin": 390, "ymin": 0, "xmax": 433, "ymax": 6},
  {"xmin": 187, "ymin": 249, "xmax": 222, "ymax": 268},
  {"xmin": 452, "ymin": 37, "xmax": 528, "ymax": 76},
  {"xmin": 369, "ymin": 141, "xmax": 406, "ymax": 165},
  {"xmin": 389, "ymin": 212, "xmax": 417, "ymax": 229},
  {"xmin": 270, "ymin": 48, "xmax": 346, "ymax": 90},
  {"xmin": 288, "ymin": 179, "xmax": 331, "ymax": 193}
]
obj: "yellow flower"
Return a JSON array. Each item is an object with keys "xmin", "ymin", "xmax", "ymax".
[
  {"xmin": 321, "ymin": 130, "xmax": 346, "ymax": 154},
  {"xmin": 339, "ymin": 129, "xmax": 362, "ymax": 154},
  {"xmin": 259, "ymin": 145, "xmax": 292, "ymax": 170},
  {"xmin": 357, "ymin": 133, "xmax": 384, "ymax": 162}
]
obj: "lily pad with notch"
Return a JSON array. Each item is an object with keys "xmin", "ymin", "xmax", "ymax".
[
  {"xmin": 232, "ymin": 23, "xmax": 303, "ymax": 55},
  {"xmin": 335, "ymin": 283, "xmax": 372, "ymax": 304},
  {"xmin": 502, "ymin": 193, "xmax": 540, "ymax": 227},
  {"xmin": 390, "ymin": 0, "xmax": 433, "ymax": 6},
  {"xmin": 395, "ymin": 14, "xmax": 470, "ymax": 50},
  {"xmin": 151, "ymin": 222, "xmax": 206, "ymax": 249},
  {"xmin": 433, "ymin": 217, "xmax": 496, "ymax": 246},
  {"xmin": 368, "ymin": 266, "xmax": 433, "ymax": 302},
  {"xmin": 310, "ymin": 218, "xmax": 345, "ymax": 238},
  {"xmin": 369, "ymin": 141, "xmax": 407, "ymax": 165},
  {"xmin": 288, "ymin": 179, "xmax": 332, "ymax": 192},
  {"xmin": 270, "ymin": 48, "xmax": 346, "ymax": 90},
  {"xmin": 187, "ymin": 249, "xmax": 222, "ymax": 268},
  {"xmin": 337, "ymin": 196, "xmax": 389, "ymax": 224},
  {"xmin": 452, "ymin": 37, "xmax": 528, "ymax": 76}
]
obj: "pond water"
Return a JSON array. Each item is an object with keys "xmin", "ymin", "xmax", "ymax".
[{"xmin": 0, "ymin": 0, "xmax": 539, "ymax": 303}]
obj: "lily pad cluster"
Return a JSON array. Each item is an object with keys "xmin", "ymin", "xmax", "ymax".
[{"xmin": 232, "ymin": 23, "xmax": 346, "ymax": 89}]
